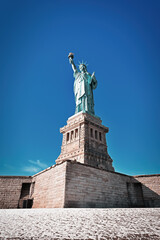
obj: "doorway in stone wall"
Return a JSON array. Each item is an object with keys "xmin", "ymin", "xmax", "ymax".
[
  {"xmin": 22, "ymin": 199, "xmax": 33, "ymax": 208},
  {"xmin": 18, "ymin": 183, "xmax": 33, "ymax": 208},
  {"xmin": 127, "ymin": 182, "xmax": 145, "ymax": 207}
]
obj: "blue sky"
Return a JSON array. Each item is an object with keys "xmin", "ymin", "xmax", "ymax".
[{"xmin": 0, "ymin": 0, "xmax": 160, "ymax": 176}]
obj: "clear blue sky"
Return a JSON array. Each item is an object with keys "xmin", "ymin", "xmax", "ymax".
[{"xmin": 0, "ymin": 0, "xmax": 160, "ymax": 176}]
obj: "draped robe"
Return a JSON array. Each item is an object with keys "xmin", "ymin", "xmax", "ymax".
[{"xmin": 73, "ymin": 70, "xmax": 97, "ymax": 115}]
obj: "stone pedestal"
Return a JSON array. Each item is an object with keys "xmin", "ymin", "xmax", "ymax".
[{"xmin": 56, "ymin": 112, "xmax": 114, "ymax": 171}]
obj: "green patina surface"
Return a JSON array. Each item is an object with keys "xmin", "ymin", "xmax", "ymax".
[{"xmin": 68, "ymin": 53, "xmax": 97, "ymax": 115}]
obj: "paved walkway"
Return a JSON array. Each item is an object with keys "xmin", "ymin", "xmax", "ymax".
[{"xmin": 0, "ymin": 208, "xmax": 160, "ymax": 239}]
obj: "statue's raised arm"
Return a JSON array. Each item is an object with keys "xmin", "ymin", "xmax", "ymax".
[{"xmin": 68, "ymin": 53, "xmax": 78, "ymax": 73}]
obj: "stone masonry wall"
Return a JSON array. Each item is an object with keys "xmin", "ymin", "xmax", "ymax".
[
  {"xmin": 0, "ymin": 176, "xmax": 32, "ymax": 209},
  {"xmin": 32, "ymin": 162, "xmax": 67, "ymax": 208},
  {"xmin": 1, "ymin": 162, "xmax": 159, "ymax": 209},
  {"xmin": 134, "ymin": 174, "xmax": 160, "ymax": 207},
  {"xmin": 64, "ymin": 161, "xmax": 136, "ymax": 208}
]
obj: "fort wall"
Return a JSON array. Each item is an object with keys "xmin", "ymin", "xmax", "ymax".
[
  {"xmin": 134, "ymin": 174, "xmax": 160, "ymax": 207},
  {"xmin": 32, "ymin": 162, "xmax": 67, "ymax": 208},
  {"xmin": 0, "ymin": 162, "xmax": 160, "ymax": 208},
  {"xmin": 0, "ymin": 176, "xmax": 32, "ymax": 209},
  {"xmin": 64, "ymin": 161, "xmax": 140, "ymax": 208}
]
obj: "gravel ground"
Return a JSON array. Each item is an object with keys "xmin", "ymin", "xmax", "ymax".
[{"xmin": 0, "ymin": 208, "xmax": 160, "ymax": 240}]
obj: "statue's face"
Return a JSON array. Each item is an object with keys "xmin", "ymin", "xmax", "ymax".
[{"xmin": 79, "ymin": 64, "xmax": 87, "ymax": 72}]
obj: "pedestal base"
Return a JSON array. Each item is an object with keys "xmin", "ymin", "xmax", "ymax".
[{"xmin": 56, "ymin": 112, "xmax": 114, "ymax": 171}]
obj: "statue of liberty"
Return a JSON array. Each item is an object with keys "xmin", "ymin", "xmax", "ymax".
[{"xmin": 68, "ymin": 53, "xmax": 97, "ymax": 115}]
